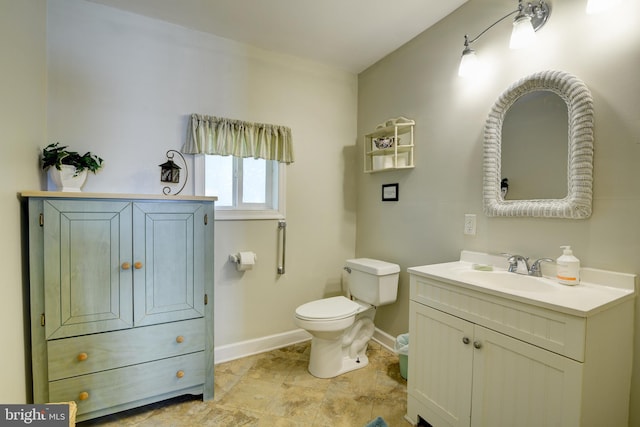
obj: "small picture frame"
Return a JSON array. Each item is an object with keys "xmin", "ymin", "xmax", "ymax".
[{"xmin": 382, "ymin": 183, "xmax": 399, "ymax": 201}]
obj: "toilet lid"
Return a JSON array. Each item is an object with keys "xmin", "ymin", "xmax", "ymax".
[{"xmin": 295, "ymin": 296, "xmax": 360, "ymax": 321}]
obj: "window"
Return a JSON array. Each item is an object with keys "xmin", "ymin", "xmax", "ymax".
[{"xmin": 195, "ymin": 154, "xmax": 285, "ymax": 220}]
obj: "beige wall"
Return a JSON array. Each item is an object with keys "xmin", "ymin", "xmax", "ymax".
[
  {"xmin": 46, "ymin": 0, "xmax": 358, "ymax": 347},
  {"xmin": 357, "ymin": 0, "xmax": 640, "ymax": 423},
  {"xmin": 1, "ymin": 0, "xmax": 357, "ymax": 402},
  {"xmin": 0, "ymin": 0, "xmax": 47, "ymax": 403}
]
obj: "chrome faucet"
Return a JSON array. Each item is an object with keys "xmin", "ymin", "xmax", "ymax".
[
  {"xmin": 529, "ymin": 258, "xmax": 554, "ymax": 277},
  {"xmin": 507, "ymin": 255, "xmax": 530, "ymax": 275},
  {"xmin": 504, "ymin": 253, "xmax": 554, "ymax": 277}
]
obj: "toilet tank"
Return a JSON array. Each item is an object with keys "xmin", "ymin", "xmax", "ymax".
[{"xmin": 345, "ymin": 258, "xmax": 400, "ymax": 306}]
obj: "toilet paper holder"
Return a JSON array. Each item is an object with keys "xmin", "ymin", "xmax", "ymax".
[{"xmin": 229, "ymin": 251, "xmax": 257, "ymax": 271}]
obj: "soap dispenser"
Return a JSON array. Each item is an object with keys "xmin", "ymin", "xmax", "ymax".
[{"xmin": 556, "ymin": 246, "xmax": 580, "ymax": 285}]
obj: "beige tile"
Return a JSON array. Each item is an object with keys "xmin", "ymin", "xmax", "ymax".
[
  {"xmin": 283, "ymin": 359, "xmax": 332, "ymax": 392},
  {"xmin": 196, "ymin": 405, "xmax": 261, "ymax": 426},
  {"xmin": 268, "ymin": 341, "xmax": 311, "ymax": 361},
  {"xmin": 215, "ymin": 353, "xmax": 262, "ymax": 376},
  {"xmin": 367, "ymin": 343, "xmax": 400, "ymax": 374},
  {"xmin": 371, "ymin": 401, "xmax": 412, "ymax": 427},
  {"xmin": 78, "ymin": 340, "xmax": 406, "ymax": 427},
  {"xmin": 212, "ymin": 371, "xmax": 243, "ymax": 402},
  {"xmin": 326, "ymin": 364, "xmax": 379, "ymax": 395},
  {"xmin": 374, "ymin": 370, "xmax": 407, "ymax": 399},
  {"xmin": 372, "ymin": 374, "xmax": 409, "ymax": 426},
  {"xmin": 216, "ymin": 377, "xmax": 278, "ymax": 413},
  {"xmin": 313, "ymin": 388, "xmax": 375, "ymax": 427},
  {"xmin": 245, "ymin": 354, "xmax": 299, "ymax": 383},
  {"xmin": 265, "ymin": 382, "xmax": 326, "ymax": 421}
]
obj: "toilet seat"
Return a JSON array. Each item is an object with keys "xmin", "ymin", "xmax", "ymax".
[{"xmin": 295, "ymin": 296, "xmax": 359, "ymax": 321}]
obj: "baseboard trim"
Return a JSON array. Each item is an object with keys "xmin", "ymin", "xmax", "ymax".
[
  {"xmin": 372, "ymin": 328, "xmax": 397, "ymax": 353},
  {"xmin": 214, "ymin": 329, "xmax": 311, "ymax": 364},
  {"xmin": 214, "ymin": 327, "xmax": 397, "ymax": 364}
]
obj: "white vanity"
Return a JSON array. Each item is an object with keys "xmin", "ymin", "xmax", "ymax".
[{"xmin": 406, "ymin": 251, "xmax": 636, "ymax": 427}]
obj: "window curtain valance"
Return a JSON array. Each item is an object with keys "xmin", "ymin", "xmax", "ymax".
[{"xmin": 182, "ymin": 114, "xmax": 294, "ymax": 164}]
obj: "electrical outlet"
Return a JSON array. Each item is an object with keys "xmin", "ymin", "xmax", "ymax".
[{"xmin": 464, "ymin": 214, "xmax": 476, "ymax": 235}]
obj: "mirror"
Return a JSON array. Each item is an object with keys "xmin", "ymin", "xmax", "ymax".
[
  {"xmin": 502, "ymin": 91, "xmax": 568, "ymax": 200},
  {"xmin": 483, "ymin": 70, "xmax": 594, "ymax": 218}
]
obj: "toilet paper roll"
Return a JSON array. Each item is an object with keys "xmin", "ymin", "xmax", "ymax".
[{"xmin": 237, "ymin": 251, "xmax": 256, "ymax": 271}]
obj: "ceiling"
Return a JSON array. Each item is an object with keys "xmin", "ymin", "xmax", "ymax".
[{"xmin": 86, "ymin": 0, "xmax": 468, "ymax": 73}]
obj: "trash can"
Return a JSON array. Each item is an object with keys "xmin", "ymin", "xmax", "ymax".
[{"xmin": 395, "ymin": 333, "xmax": 409, "ymax": 380}]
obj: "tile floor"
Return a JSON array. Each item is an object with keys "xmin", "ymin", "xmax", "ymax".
[{"xmin": 78, "ymin": 340, "xmax": 409, "ymax": 427}]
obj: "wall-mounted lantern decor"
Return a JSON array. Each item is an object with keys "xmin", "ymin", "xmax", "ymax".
[
  {"xmin": 159, "ymin": 159, "xmax": 180, "ymax": 183},
  {"xmin": 159, "ymin": 150, "xmax": 188, "ymax": 195}
]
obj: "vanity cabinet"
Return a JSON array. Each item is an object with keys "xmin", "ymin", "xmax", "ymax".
[
  {"xmin": 22, "ymin": 192, "xmax": 215, "ymax": 422},
  {"xmin": 407, "ymin": 270, "xmax": 634, "ymax": 427},
  {"xmin": 364, "ymin": 117, "xmax": 415, "ymax": 173}
]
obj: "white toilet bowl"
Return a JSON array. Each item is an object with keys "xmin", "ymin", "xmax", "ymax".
[
  {"xmin": 295, "ymin": 296, "xmax": 375, "ymax": 378},
  {"xmin": 294, "ymin": 258, "xmax": 400, "ymax": 379}
]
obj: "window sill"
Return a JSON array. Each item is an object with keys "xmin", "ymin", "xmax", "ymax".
[{"xmin": 214, "ymin": 209, "xmax": 285, "ymax": 221}]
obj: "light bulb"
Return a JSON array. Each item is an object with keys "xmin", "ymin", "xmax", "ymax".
[
  {"xmin": 458, "ymin": 49, "xmax": 479, "ymax": 77},
  {"xmin": 509, "ymin": 15, "xmax": 536, "ymax": 49},
  {"xmin": 586, "ymin": 0, "xmax": 622, "ymax": 14}
]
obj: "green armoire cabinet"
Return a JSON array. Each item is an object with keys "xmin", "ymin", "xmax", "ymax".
[{"xmin": 22, "ymin": 192, "xmax": 216, "ymax": 422}]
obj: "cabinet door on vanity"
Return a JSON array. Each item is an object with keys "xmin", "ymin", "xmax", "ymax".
[
  {"xmin": 470, "ymin": 325, "xmax": 582, "ymax": 427},
  {"xmin": 43, "ymin": 200, "xmax": 133, "ymax": 339},
  {"xmin": 132, "ymin": 202, "xmax": 206, "ymax": 326},
  {"xmin": 408, "ymin": 302, "xmax": 474, "ymax": 427}
]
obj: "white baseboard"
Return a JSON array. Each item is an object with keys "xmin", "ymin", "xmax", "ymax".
[
  {"xmin": 214, "ymin": 327, "xmax": 397, "ymax": 364},
  {"xmin": 214, "ymin": 329, "xmax": 311, "ymax": 364},
  {"xmin": 372, "ymin": 327, "xmax": 397, "ymax": 352}
]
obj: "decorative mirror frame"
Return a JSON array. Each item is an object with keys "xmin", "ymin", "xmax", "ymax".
[{"xmin": 483, "ymin": 70, "xmax": 594, "ymax": 218}]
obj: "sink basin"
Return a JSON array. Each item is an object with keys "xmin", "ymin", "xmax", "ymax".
[
  {"xmin": 453, "ymin": 269, "xmax": 558, "ymax": 293},
  {"xmin": 408, "ymin": 251, "xmax": 637, "ymax": 316}
]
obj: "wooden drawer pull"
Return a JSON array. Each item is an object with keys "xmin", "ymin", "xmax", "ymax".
[
  {"xmin": 134, "ymin": 261, "xmax": 143, "ymax": 269},
  {"xmin": 77, "ymin": 352, "xmax": 89, "ymax": 362},
  {"xmin": 176, "ymin": 370, "xmax": 185, "ymax": 379},
  {"xmin": 176, "ymin": 336, "xmax": 185, "ymax": 344},
  {"xmin": 78, "ymin": 391, "xmax": 90, "ymax": 401},
  {"xmin": 121, "ymin": 262, "xmax": 131, "ymax": 270}
]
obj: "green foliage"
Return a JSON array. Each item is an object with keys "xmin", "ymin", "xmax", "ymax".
[{"xmin": 41, "ymin": 143, "xmax": 104, "ymax": 174}]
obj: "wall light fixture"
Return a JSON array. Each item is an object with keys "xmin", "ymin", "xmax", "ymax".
[
  {"xmin": 458, "ymin": 0, "xmax": 551, "ymax": 77},
  {"xmin": 586, "ymin": 0, "xmax": 622, "ymax": 14}
]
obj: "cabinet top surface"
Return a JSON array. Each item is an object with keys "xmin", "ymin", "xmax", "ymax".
[
  {"xmin": 20, "ymin": 191, "xmax": 217, "ymax": 202},
  {"xmin": 408, "ymin": 251, "xmax": 636, "ymax": 317}
]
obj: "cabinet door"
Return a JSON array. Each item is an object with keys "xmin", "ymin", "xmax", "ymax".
[
  {"xmin": 408, "ymin": 302, "xmax": 474, "ymax": 427},
  {"xmin": 44, "ymin": 200, "xmax": 133, "ymax": 339},
  {"xmin": 132, "ymin": 202, "xmax": 206, "ymax": 326},
  {"xmin": 471, "ymin": 325, "xmax": 582, "ymax": 427}
]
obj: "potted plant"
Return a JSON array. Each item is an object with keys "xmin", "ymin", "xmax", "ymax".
[{"xmin": 41, "ymin": 142, "xmax": 104, "ymax": 192}]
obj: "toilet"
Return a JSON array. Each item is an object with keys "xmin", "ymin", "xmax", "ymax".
[{"xmin": 294, "ymin": 258, "xmax": 400, "ymax": 378}]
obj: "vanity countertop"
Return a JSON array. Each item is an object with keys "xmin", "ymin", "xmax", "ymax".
[{"xmin": 408, "ymin": 251, "xmax": 636, "ymax": 317}]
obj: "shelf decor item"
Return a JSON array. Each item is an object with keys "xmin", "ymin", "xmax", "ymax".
[
  {"xmin": 41, "ymin": 143, "xmax": 103, "ymax": 192},
  {"xmin": 373, "ymin": 136, "xmax": 398, "ymax": 149},
  {"xmin": 159, "ymin": 150, "xmax": 188, "ymax": 195},
  {"xmin": 364, "ymin": 117, "xmax": 415, "ymax": 173}
]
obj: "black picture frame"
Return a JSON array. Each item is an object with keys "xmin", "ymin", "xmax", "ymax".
[{"xmin": 382, "ymin": 183, "xmax": 399, "ymax": 201}]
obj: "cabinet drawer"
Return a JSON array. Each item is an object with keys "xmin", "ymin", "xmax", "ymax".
[
  {"xmin": 48, "ymin": 318, "xmax": 204, "ymax": 380},
  {"xmin": 49, "ymin": 352, "xmax": 204, "ymax": 417},
  {"xmin": 410, "ymin": 275, "xmax": 587, "ymax": 361}
]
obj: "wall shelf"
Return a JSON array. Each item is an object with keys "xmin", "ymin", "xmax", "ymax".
[{"xmin": 364, "ymin": 117, "xmax": 415, "ymax": 173}]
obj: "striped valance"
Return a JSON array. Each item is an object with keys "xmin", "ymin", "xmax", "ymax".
[{"xmin": 182, "ymin": 114, "xmax": 294, "ymax": 164}]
